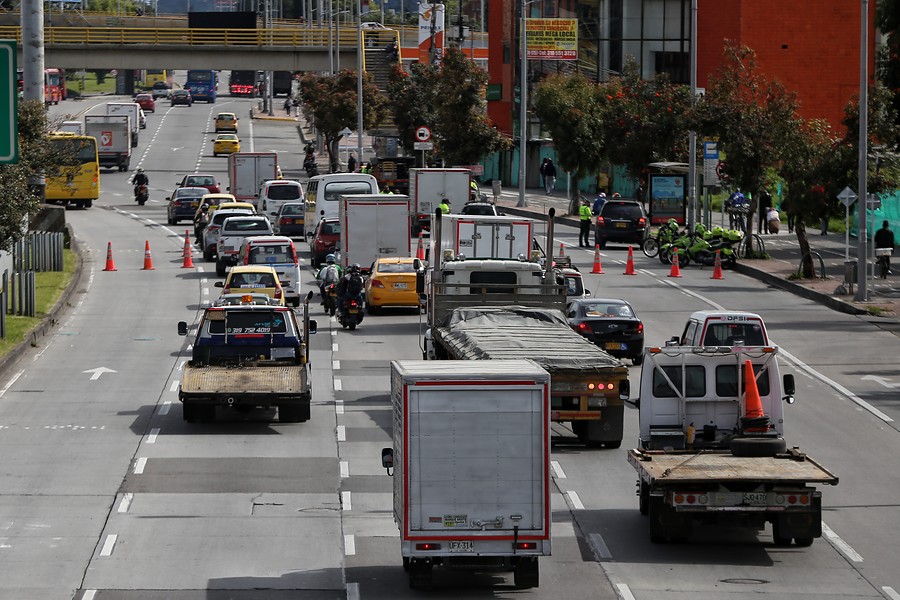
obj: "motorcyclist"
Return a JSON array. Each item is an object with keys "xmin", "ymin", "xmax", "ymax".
[
  {"xmin": 131, "ymin": 167, "xmax": 149, "ymax": 201},
  {"xmin": 194, "ymin": 202, "xmax": 210, "ymax": 245},
  {"xmin": 336, "ymin": 263, "xmax": 364, "ymax": 315},
  {"xmin": 317, "ymin": 254, "xmax": 343, "ymax": 301},
  {"xmin": 303, "ymin": 151, "xmax": 318, "ymax": 177}
]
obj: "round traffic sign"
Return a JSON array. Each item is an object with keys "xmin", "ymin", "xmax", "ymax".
[{"xmin": 415, "ymin": 126, "xmax": 432, "ymax": 142}]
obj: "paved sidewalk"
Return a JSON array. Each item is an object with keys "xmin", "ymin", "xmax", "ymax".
[{"xmin": 489, "ymin": 188, "xmax": 900, "ymax": 320}]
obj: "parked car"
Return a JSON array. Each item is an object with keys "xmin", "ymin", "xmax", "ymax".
[
  {"xmin": 274, "ymin": 201, "xmax": 305, "ymax": 237},
  {"xmin": 170, "ymin": 89, "xmax": 193, "ymax": 106},
  {"xmin": 566, "ymin": 298, "xmax": 644, "ymax": 365},
  {"xmin": 311, "ymin": 217, "xmax": 341, "ymax": 267},
  {"xmin": 167, "ymin": 186, "xmax": 209, "ymax": 225},
  {"xmin": 212, "ymin": 133, "xmax": 240, "ymax": 156},
  {"xmin": 365, "ymin": 257, "xmax": 423, "ymax": 313},
  {"xmin": 594, "ymin": 198, "xmax": 648, "ymax": 249},
  {"xmin": 151, "ymin": 81, "xmax": 171, "ymax": 99},
  {"xmin": 134, "ymin": 93, "xmax": 155, "ymax": 113}
]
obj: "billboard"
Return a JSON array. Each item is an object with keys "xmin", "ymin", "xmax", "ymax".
[
  {"xmin": 525, "ymin": 18, "xmax": 578, "ymax": 61},
  {"xmin": 648, "ymin": 174, "xmax": 686, "ymax": 225},
  {"xmin": 418, "ymin": 3, "xmax": 445, "ymax": 64}
]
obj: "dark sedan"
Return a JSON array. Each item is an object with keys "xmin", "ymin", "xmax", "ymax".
[
  {"xmin": 567, "ymin": 298, "xmax": 644, "ymax": 365},
  {"xmin": 167, "ymin": 186, "xmax": 208, "ymax": 225},
  {"xmin": 170, "ymin": 89, "xmax": 193, "ymax": 106},
  {"xmin": 274, "ymin": 201, "xmax": 306, "ymax": 237}
]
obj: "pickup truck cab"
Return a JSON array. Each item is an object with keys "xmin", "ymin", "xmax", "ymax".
[
  {"xmin": 216, "ymin": 215, "xmax": 274, "ymax": 276},
  {"xmin": 670, "ymin": 310, "xmax": 769, "ymax": 347}
]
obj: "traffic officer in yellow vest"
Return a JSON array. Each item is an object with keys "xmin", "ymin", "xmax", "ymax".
[
  {"xmin": 438, "ymin": 198, "xmax": 451, "ymax": 214},
  {"xmin": 578, "ymin": 198, "xmax": 593, "ymax": 247}
]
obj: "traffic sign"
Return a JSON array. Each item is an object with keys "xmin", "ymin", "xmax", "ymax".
[
  {"xmin": 0, "ymin": 40, "xmax": 19, "ymax": 164},
  {"xmin": 838, "ymin": 186, "xmax": 857, "ymax": 208},
  {"xmin": 415, "ymin": 126, "xmax": 432, "ymax": 142}
]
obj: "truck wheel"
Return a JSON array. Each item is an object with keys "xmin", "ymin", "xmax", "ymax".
[
  {"xmin": 513, "ymin": 557, "xmax": 539, "ymax": 589},
  {"xmin": 408, "ymin": 559, "xmax": 433, "ymax": 590},
  {"xmin": 639, "ymin": 481, "xmax": 650, "ymax": 516},
  {"xmin": 279, "ymin": 402, "xmax": 309, "ymax": 423},
  {"xmin": 794, "ymin": 537, "xmax": 814, "ymax": 547},
  {"xmin": 604, "ymin": 440, "xmax": 622, "ymax": 449},
  {"xmin": 183, "ymin": 404, "xmax": 198, "ymax": 422},
  {"xmin": 85, "ymin": 200, "xmax": 93, "ymax": 208},
  {"xmin": 216, "ymin": 260, "xmax": 226, "ymax": 277},
  {"xmin": 730, "ymin": 437, "xmax": 786, "ymax": 457},
  {"xmin": 772, "ymin": 522, "xmax": 792, "ymax": 547}
]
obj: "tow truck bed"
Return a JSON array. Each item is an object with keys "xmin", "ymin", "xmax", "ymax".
[{"xmin": 181, "ymin": 365, "xmax": 305, "ymax": 394}]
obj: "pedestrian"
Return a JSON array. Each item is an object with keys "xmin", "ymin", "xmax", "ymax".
[
  {"xmin": 758, "ymin": 189, "xmax": 773, "ymax": 234},
  {"xmin": 766, "ymin": 206, "xmax": 781, "ymax": 234},
  {"xmin": 875, "ymin": 220, "xmax": 895, "ymax": 275},
  {"xmin": 544, "ymin": 159, "xmax": 557, "ymax": 195},
  {"xmin": 578, "ymin": 198, "xmax": 592, "ymax": 247},
  {"xmin": 347, "ymin": 152, "xmax": 357, "ymax": 173},
  {"xmin": 592, "ymin": 192, "xmax": 606, "ymax": 216},
  {"xmin": 386, "ymin": 40, "xmax": 399, "ymax": 62},
  {"xmin": 635, "ymin": 181, "xmax": 645, "ymax": 208},
  {"xmin": 283, "ymin": 97, "xmax": 292, "ymax": 115},
  {"xmin": 438, "ymin": 198, "xmax": 451, "ymax": 214},
  {"xmin": 820, "ymin": 215, "xmax": 828, "ymax": 235},
  {"xmin": 782, "ymin": 197, "xmax": 795, "ymax": 233},
  {"xmin": 539, "ymin": 158, "xmax": 549, "ymax": 191}
]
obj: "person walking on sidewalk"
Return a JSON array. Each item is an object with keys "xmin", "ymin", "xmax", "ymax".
[
  {"xmin": 758, "ymin": 189, "xmax": 773, "ymax": 234},
  {"xmin": 875, "ymin": 220, "xmax": 895, "ymax": 275},
  {"xmin": 347, "ymin": 152, "xmax": 357, "ymax": 173},
  {"xmin": 578, "ymin": 199, "xmax": 593, "ymax": 247},
  {"xmin": 543, "ymin": 159, "xmax": 557, "ymax": 195}
]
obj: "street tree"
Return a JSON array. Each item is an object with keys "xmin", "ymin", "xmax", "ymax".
[
  {"xmin": 386, "ymin": 61, "xmax": 440, "ymax": 156},
  {"xmin": 298, "ymin": 69, "xmax": 387, "ymax": 173},
  {"xmin": 533, "ymin": 72, "xmax": 609, "ymax": 214}
]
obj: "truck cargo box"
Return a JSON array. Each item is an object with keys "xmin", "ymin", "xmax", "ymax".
[
  {"xmin": 339, "ymin": 194, "xmax": 411, "ymax": 271},
  {"xmin": 437, "ymin": 215, "xmax": 533, "ymax": 260}
]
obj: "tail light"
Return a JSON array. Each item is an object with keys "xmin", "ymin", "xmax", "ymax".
[
  {"xmin": 515, "ymin": 542, "xmax": 537, "ymax": 550},
  {"xmin": 638, "ymin": 217, "xmax": 647, "ymax": 227},
  {"xmin": 578, "ymin": 322, "xmax": 589, "ymax": 332},
  {"xmin": 275, "ymin": 285, "xmax": 283, "ymax": 300},
  {"xmin": 207, "ymin": 225, "xmax": 220, "ymax": 235},
  {"xmin": 415, "ymin": 543, "xmax": 440, "ymax": 551},
  {"xmin": 279, "ymin": 217, "xmax": 290, "ymax": 226},
  {"xmin": 371, "ymin": 279, "xmax": 385, "ymax": 288},
  {"xmin": 350, "ymin": 300, "xmax": 359, "ymax": 308},
  {"xmin": 222, "ymin": 286, "xmax": 231, "ymax": 294},
  {"xmin": 173, "ymin": 200, "xmax": 182, "ymax": 207},
  {"xmin": 636, "ymin": 323, "xmax": 644, "ymax": 334},
  {"xmin": 597, "ymin": 217, "xmax": 605, "ymax": 226}
]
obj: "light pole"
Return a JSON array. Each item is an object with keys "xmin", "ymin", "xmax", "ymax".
[
  {"xmin": 328, "ymin": 2, "xmax": 334, "ymax": 73},
  {"xmin": 517, "ymin": 0, "xmax": 527, "ymax": 208},
  {"xmin": 687, "ymin": 0, "xmax": 697, "ymax": 228},
  {"xmin": 855, "ymin": 0, "xmax": 869, "ymax": 301},
  {"xmin": 357, "ymin": 0, "xmax": 364, "ymax": 166}
]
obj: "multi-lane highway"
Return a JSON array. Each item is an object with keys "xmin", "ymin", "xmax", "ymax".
[{"xmin": 1, "ymin": 81, "xmax": 899, "ymax": 600}]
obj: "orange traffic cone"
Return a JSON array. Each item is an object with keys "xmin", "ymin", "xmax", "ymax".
[
  {"xmin": 710, "ymin": 250, "xmax": 724, "ymax": 280},
  {"xmin": 591, "ymin": 245, "xmax": 604, "ymax": 274},
  {"xmin": 182, "ymin": 230, "xmax": 194, "ymax": 268},
  {"xmin": 558, "ymin": 242, "xmax": 565, "ymax": 257},
  {"xmin": 743, "ymin": 359, "xmax": 765, "ymax": 420},
  {"xmin": 142, "ymin": 240, "xmax": 156, "ymax": 270},
  {"xmin": 624, "ymin": 245, "xmax": 636, "ymax": 275},
  {"xmin": 415, "ymin": 232, "xmax": 425, "ymax": 260},
  {"xmin": 668, "ymin": 249, "xmax": 682, "ymax": 278},
  {"xmin": 102, "ymin": 242, "xmax": 117, "ymax": 272}
]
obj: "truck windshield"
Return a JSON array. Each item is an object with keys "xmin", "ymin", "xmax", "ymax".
[{"xmin": 703, "ymin": 323, "xmax": 765, "ymax": 346}]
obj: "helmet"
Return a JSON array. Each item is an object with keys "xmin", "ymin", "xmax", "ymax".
[
  {"xmin": 325, "ymin": 253, "xmax": 336, "ymax": 263},
  {"xmin": 200, "ymin": 203, "xmax": 210, "ymax": 212},
  {"xmin": 136, "ymin": 167, "xmax": 144, "ymax": 173},
  {"xmin": 350, "ymin": 263, "xmax": 361, "ymax": 274},
  {"xmin": 599, "ymin": 193, "xmax": 606, "ymax": 198},
  {"xmin": 612, "ymin": 192, "xmax": 621, "ymax": 198}
]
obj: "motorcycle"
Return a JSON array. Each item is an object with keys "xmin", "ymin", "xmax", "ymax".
[
  {"xmin": 134, "ymin": 184, "xmax": 149, "ymax": 206},
  {"xmin": 337, "ymin": 294, "xmax": 365, "ymax": 330},
  {"xmin": 322, "ymin": 283, "xmax": 338, "ymax": 316},
  {"xmin": 303, "ymin": 155, "xmax": 319, "ymax": 178}
]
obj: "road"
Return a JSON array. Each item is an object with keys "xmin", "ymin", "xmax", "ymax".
[{"xmin": 0, "ymin": 80, "xmax": 898, "ymax": 600}]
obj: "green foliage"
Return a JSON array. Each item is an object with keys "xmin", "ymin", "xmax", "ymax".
[
  {"xmin": 299, "ymin": 69, "xmax": 387, "ymax": 172},
  {"xmin": 877, "ymin": 0, "xmax": 900, "ymax": 123},
  {"xmin": 386, "ymin": 61, "xmax": 439, "ymax": 156}
]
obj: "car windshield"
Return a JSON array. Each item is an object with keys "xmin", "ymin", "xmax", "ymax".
[
  {"xmin": 321, "ymin": 222, "xmax": 341, "ymax": 235},
  {"xmin": 208, "ymin": 310, "xmax": 287, "ymax": 334},
  {"xmin": 218, "ymin": 135, "xmax": 238, "ymax": 141},
  {"xmin": 248, "ymin": 244, "xmax": 294, "ymax": 263},
  {"xmin": 176, "ymin": 189, "xmax": 205, "ymax": 199},
  {"xmin": 279, "ymin": 204, "xmax": 303, "ymax": 215},
  {"xmin": 602, "ymin": 203, "xmax": 643, "ymax": 219},
  {"xmin": 224, "ymin": 219, "xmax": 270, "ymax": 233},
  {"xmin": 266, "ymin": 185, "xmax": 301, "ymax": 200},
  {"xmin": 377, "ymin": 262, "xmax": 415, "ymax": 273},
  {"xmin": 702, "ymin": 323, "xmax": 765, "ymax": 346},
  {"xmin": 153, "ymin": 82, "xmax": 169, "ymax": 89},
  {"xmin": 228, "ymin": 271, "xmax": 277, "ymax": 288},
  {"xmin": 579, "ymin": 302, "xmax": 633, "ymax": 318}
]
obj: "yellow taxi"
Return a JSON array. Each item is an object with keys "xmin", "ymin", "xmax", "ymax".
[
  {"xmin": 215, "ymin": 265, "xmax": 285, "ymax": 305},
  {"xmin": 364, "ymin": 257, "xmax": 422, "ymax": 313},
  {"xmin": 214, "ymin": 112, "xmax": 238, "ymax": 132},
  {"xmin": 212, "ymin": 133, "xmax": 240, "ymax": 156}
]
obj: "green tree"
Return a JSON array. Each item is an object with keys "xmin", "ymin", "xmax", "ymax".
[
  {"xmin": 299, "ymin": 69, "xmax": 387, "ymax": 173},
  {"xmin": 877, "ymin": 0, "xmax": 900, "ymax": 123},
  {"xmin": 386, "ymin": 61, "xmax": 440, "ymax": 156},
  {"xmin": 533, "ymin": 72, "xmax": 609, "ymax": 213}
]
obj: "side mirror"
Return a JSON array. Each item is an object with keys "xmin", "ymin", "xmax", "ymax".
[
  {"xmin": 177, "ymin": 321, "xmax": 188, "ymax": 336},
  {"xmin": 166, "ymin": 197, "xmax": 171, "ymax": 201},
  {"xmin": 584, "ymin": 290, "xmax": 592, "ymax": 297},
  {"xmin": 214, "ymin": 281, "xmax": 224, "ymax": 288},
  {"xmin": 783, "ymin": 373, "xmax": 796, "ymax": 404},
  {"xmin": 665, "ymin": 336, "xmax": 680, "ymax": 347},
  {"xmin": 619, "ymin": 379, "xmax": 630, "ymax": 402},
  {"xmin": 416, "ymin": 269, "xmax": 425, "ymax": 294},
  {"xmin": 381, "ymin": 447, "xmax": 394, "ymax": 474}
]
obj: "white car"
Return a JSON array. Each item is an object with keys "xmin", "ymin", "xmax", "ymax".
[{"xmin": 360, "ymin": 21, "xmax": 388, "ymax": 29}]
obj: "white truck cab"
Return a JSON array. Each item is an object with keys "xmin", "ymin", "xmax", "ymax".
[{"xmin": 670, "ymin": 310, "xmax": 769, "ymax": 347}]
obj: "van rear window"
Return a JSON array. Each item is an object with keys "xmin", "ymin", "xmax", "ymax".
[
  {"xmin": 207, "ymin": 311, "xmax": 288, "ymax": 335},
  {"xmin": 323, "ymin": 181, "xmax": 373, "ymax": 201},
  {"xmin": 267, "ymin": 185, "xmax": 302, "ymax": 200}
]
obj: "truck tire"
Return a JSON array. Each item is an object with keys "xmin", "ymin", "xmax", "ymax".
[
  {"xmin": 772, "ymin": 521, "xmax": 793, "ymax": 547},
  {"xmin": 279, "ymin": 402, "xmax": 310, "ymax": 423},
  {"xmin": 513, "ymin": 557, "xmax": 539, "ymax": 589},
  {"xmin": 794, "ymin": 537, "xmax": 814, "ymax": 547},
  {"xmin": 730, "ymin": 437, "xmax": 786, "ymax": 457},
  {"xmin": 216, "ymin": 260, "xmax": 226, "ymax": 277}
]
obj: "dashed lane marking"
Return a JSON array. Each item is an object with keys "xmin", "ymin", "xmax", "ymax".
[
  {"xmin": 147, "ymin": 428, "xmax": 160, "ymax": 444},
  {"xmin": 99, "ymin": 534, "xmax": 117, "ymax": 557},
  {"xmin": 169, "ymin": 380, "xmax": 179, "ymax": 393},
  {"xmin": 340, "ymin": 461, "xmax": 349, "ymax": 478},
  {"xmin": 566, "ymin": 490, "xmax": 584, "ymax": 510},
  {"xmin": 117, "ymin": 493, "xmax": 133, "ymax": 514},
  {"xmin": 336, "ymin": 425, "xmax": 346, "ymax": 441},
  {"xmin": 159, "ymin": 401, "xmax": 171, "ymax": 416},
  {"xmin": 334, "ymin": 379, "xmax": 343, "ymax": 391},
  {"xmin": 344, "ymin": 534, "xmax": 356, "ymax": 556},
  {"xmin": 134, "ymin": 457, "xmax": 147, "ymax": 475},
  {"xmin": 341, "ymin": 490, "xmax": 352, "ymax": 511}
]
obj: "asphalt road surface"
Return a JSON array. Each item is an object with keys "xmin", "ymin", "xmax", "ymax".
[{"xmin": 0, "ymin": 80, "xmax": 898, "ymax": 600}]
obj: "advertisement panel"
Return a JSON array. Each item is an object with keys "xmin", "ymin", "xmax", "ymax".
[
  {"xmin": 649, "ymin": 174, "xmax": 686, "ymax": 225},
  {"xmin": 525, "ymin": 18, "xmax": 578, "ymax": 61},
  {"xmin": 418, "ymin": 3, "xmax": 445, "ymax": 64}
]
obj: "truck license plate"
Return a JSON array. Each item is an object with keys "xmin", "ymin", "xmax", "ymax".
[
  {"xmin": 743, "ymin": 492, "xmax": 768, "ymax": 505},
  {"xmin": 448, "ymin": 541, "xmax": 473, "ymax": 552}
]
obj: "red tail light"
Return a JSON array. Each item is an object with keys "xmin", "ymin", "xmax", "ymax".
[
  {"xmin": 578, "ymin": 322, "xmax": 590, "ymax": 332},
  {"xmin": 279, "ymin": 217, "xmax": 289, "ymax": 225},
  {"xmin": 371, "ymin": 279, "xmax": 385, "ymax": 288},
  {"xmin": 638, "ymin": 217, "xmax": 647, "ymax": 227},
  {"xmin": 515, "ymin": 542, "xmax": 537, "ymax": 550},
  {"xmin": 275, "ymin": 285, "xmax": 282, "ymax": 299},
  {"xmin": 173, "ymin": 200, "xmax": 182, "ymax": 207},
  {"xmin": 350, "ymin": 300, "xmax": 359, "ymax": 308},
  {"xmin": 223, "ymin": 286, "xmax": 230, "ymax": 294},
  {"xmin": 637, "ymin": 322, "xmax": 644, "ymax": 333},
  {"xmin": 597, "ymin": 217, "xmax": 605, "ymax": 225}
]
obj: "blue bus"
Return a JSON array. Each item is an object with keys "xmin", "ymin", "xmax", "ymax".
[{"xmin": 185, "ymin": 70, "xmax": 217, "ymax": 103}]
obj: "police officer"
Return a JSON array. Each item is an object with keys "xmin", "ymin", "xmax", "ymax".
[
  {"xmin": 578, "ymin": 198, "xmax": 592, "ymax": 247},
  {"xmin": 438, "ymin": 198, "xmax": 451, "ymax": 214}
]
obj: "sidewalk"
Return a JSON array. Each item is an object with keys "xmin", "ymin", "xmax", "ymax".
[{"xmin": 489, "ymin": 188, "xmax": 900, "ymax": 321}]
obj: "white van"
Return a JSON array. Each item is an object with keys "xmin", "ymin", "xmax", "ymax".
[
  {"xmin": 304, "ymin": 173, "xmax": 379, "ymax": 236},
  {"xmin": 258, "ymin": 179, "xmax": 304, "ymax": 225}
]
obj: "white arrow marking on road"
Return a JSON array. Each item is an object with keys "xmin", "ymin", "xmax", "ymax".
[
  {"xmin": 861, "ymin": 375, "xmax": 900, "ymax": 388},
  {"xmin": 83, "ymin": 367, "xmax": 116, "ymax": 381}
]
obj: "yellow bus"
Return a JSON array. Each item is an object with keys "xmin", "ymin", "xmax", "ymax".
[
  {"xmin": 144, "ymin": 69, "xmax": 167, "ymax": 87},
  {"xmin": 45, "ymin": 133, "xmax": 100, "ymax": 209}
]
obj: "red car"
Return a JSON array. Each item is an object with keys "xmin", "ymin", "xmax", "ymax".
[
  {"xmin": 135, "ymin": 93, "xmax": 155, "ymax": 113},
  {"xmin": 177, "ymin": 173, "xmax": 221, "ymax": 194},
  {"xmin": 311, "ymin": 218, "xmax": 341, "ymax": 267}
]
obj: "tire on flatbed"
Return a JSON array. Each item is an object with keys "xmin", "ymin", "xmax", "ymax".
[
  {"xmin": 730, "ymin": 436, "xmax": 786, "ymax": 457},
  {"xmin": 279, "ymin": 401, "xmax": 310, "ymax": 423}
]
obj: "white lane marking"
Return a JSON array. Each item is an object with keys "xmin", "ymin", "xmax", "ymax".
[
  {"xmin": 159, "ymin": 401, "xmax": 171, "ymax": 416},
  {"xmin": 331, "ymin": 330, "xmax": 338, "ymax": 336},
  {"xmin": 588, "ymin": 532, "xmax": 612, "ymax": 560},
  {"xmin": 336, "ymin": 425, "xmax": 346, "ymax": 441},
  {"xmin": 333, "ymin": 359, "xmax": 341, "ymax": 370},
  {"xmin": 567, "ymin": 490, "xmax": 584, "ymax": 510},
  {"xmin": 134, "ymin": 457, "xmax": 147, "ymax": 475},
  {"xmin": 334, "ymin": 379, "xmax": 343, "ymax": 391},
  {"xmin": 178, "ymin": 360, "xmax": 186, "ymax": 371},
  {"xmin": 197, "ymin": 266, "xmax": 204, "ymax": 273},
  {"xmin": 200, "ymin": 277, "xmax": 208, "ymax": 284},
  {"xmin": 117, "ymin": 493, "xmax": 133, "ymax": 514},
  {"xmin": 336, "ymin": 403, "xmax": 345, "ymax": 415},
  {"xmin": 0, "ymin": 370, "xmax": 24, "ymax": 399},
  {"xmin": 99, "ymin": 534, "xmax": 117, "ymax": 556},
  {"xmin": 615, "ymin": 583, "xmax": 637, "ymax": 600},
  {"xmin": 147, "ymin": 428, "xmax": 160, "ymax": 444},
  {"xmin": 332, "ymin": 343, "xmax": 339, "ymax": 352},
  {"xmin": 341, "ymin": 490, "xmax": 352, "ymax": 511},
  {"xmin": 822, "ymin": 521, "xmax": 864, "ymax": 562},
  {"xmin": 202, "ymin": 288, "xmax": 209, "ymax": 296},
  {"xmin": 340, "ymin": 461, "xmax": 350, "ymax": 478},
  {"xmin": 347, "ymin": 582, "xmax": 360, "ymax": 600},
  {"xmin": 550, "ymin": 460, "xmax": 567, "ymax": 479},
  {"xmin": 344, "ymin": 534, "xmax": 356, "ymax": 556},
  {"xmin": 169, "ymin": 380, "xmax": 179, "ymax": 393},
  {"xmin": 83, "ymin": 590, "xmax": 97, "ymax": 600},
  {"xmin": 883, "ymin": 587, "xmax": 900, "ymax": 600}
]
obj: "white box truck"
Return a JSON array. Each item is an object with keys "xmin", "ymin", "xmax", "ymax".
[
  {"xmin": 437, "ymin": 214, "xmax": 534, "ymax": 260},
  {"xmin": 227, "ymin": 152, "xmax": 279, "ymax": 206},
  {"xmin": 338, "ymin": 194, "xmax": 411, "ymax": 272},
  {"xmin": 408, "ymin": 168, "xmax": 471, "ymax": 236},
  {"xmin": 105, "ymin": 102, "xmax": 140, "ymax": 147},
  {"xmin": 381, "ymin": 359, "xmax": 551, "ymax": 590},
  {"xmin": 84, "ymin": 115, "xmax": 132, "ymax": 171},
  {"xmin": 57, "ymin": 120, "xmax": 84, "ymax": 135}
]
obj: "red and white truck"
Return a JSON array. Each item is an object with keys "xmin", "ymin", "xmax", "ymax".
[
  {"xmin": 408, "ymin": 168, "xmax": 472, "ymax": 236},
  {"xmin": 84, "ymin": 114, "xmax": 132, "ymax": 172},
  {"xmin": 435, "ymin": 214, "xmax": 534, "ymax": 260},
  {"xmin": 338, "ymin": 194, "xmax": 411, "ymax": 272},
  {"xmin": 227, "ymin": 152, "xmax": 279, "ymax": 205},
  {"xmin": 381, "ymin": 359, "xmax": 551, "ymax": 590}
]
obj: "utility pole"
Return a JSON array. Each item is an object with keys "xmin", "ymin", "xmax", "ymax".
[
  {"xmin": 855, "ymin": 0, "xmax": 869, "ymax": 301},
  {"xmin": 687, "ymin": 0, "xmax": 698, "ymax": 228},
  {"xmin": 517, "ymin": 0, "xmax": 527, "ymax": 208},
  {"xmin": 356, "ymin": 0, "xmax": 363, "ymax": 166},
  {"xmin": 21, "ymin": 0, "xmax": 44, "ymax": 103}
]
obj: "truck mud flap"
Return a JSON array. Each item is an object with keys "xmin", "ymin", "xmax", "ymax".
[
  {"xmin": 574, "ymin": 405, "xmax": 624, "ymax": 448},
  {"xmin": 278, "ymin": 400, "xmax": 310, "ymax": 423},
  {"xmin": 649, "ymin": 495, "xmax": 691, "ymax": 543},
  {"xmin": 772, "ymin": 495, "xmax": 821, "ymax": 547}
]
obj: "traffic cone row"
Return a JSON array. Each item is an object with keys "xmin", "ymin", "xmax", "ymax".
[
  {"xmin": 102, "ymin": 240, "xmax": 185, "ymax": 271},
  {"xmin": 591, "ymin": 245, "xmax": 604, "ymax": 274},
  {"xmin": 415, "ymin": 231, "xmax": 425, "ymax": 260},
  {"xmin": 623, "ymin": 245, "xmax": 636, "ymax": 275},
  {"xmin": 668, "ymin": 249, "xmax": 682, "ymax": 278},
  {"xmin": 182, "ymin": 230, "xmax": 194, "ymax": 268},
  {"xmin": 710, "ymin": 250, "xmax": 724, "ymax": 280}
]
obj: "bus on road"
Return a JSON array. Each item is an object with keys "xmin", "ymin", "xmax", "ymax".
[
  {"xmin": 185, "ymin": 69, "xmax": 217, "ymax": 103},
  {"xmin": 44, "ymin": 68, "xmax": 66, "ymax": 104},
  {"xmin": 45, "ymin": 133, "xmax": 100, "ymax": 209},
  {"xmin": 144, "ymin": 69, "xmax": 168, "ymax": 87}
]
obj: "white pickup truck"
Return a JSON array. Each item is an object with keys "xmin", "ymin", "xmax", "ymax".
[
  {"xmin": 215, "ymin": 215, "xmax": 273, "ymax": 276},
  {"xmin": 669, "ymin": 310, "xmax": 769, "ymax": 347}
]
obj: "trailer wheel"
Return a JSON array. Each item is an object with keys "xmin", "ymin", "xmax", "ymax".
[
  {"xmin": 279, "ymin": 402, "xmax": 310, "ymax": 423},
  {"xmin": 730, "ymin": 437, "xmax": 786, "ymax": 457},
  {"xmin": 183, "ymin": 403, "xmax": 199, "ymax": 422},
  {"xmin": 513, "ymin": 557, "xmax": 539, "ymax": 589},
  {"xmin": 794, "ymin": 537, "xmax": 814, "ymax": 547}
]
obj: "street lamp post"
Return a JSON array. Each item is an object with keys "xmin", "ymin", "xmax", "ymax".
[
  {"xmin": 517, "ymin": 0, "xmax": 527, "ymax": 208},
  {"xmin": 687, "ymin": 0, "xmax": 698, "ymax": 228},
  {"xmin": 855, "ymin": 0, "xmax": 869, "ymax": 301},
  {"xmin": 357, "ymin": 0, "xmax": 364, "ymax": 165}
]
